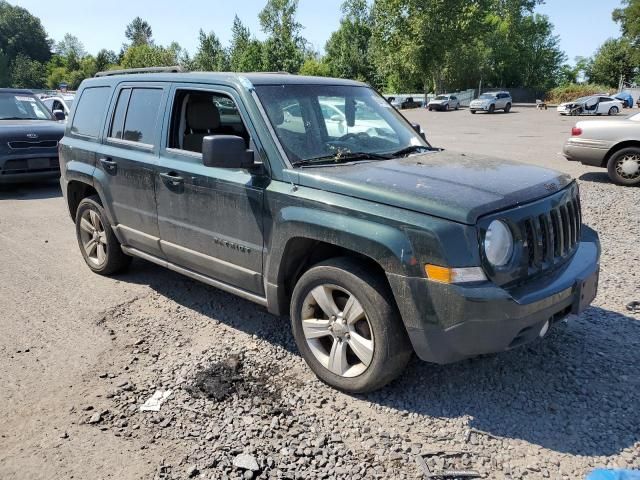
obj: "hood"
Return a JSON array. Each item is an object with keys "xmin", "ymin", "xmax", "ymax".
[
  {"xmin": 429, "ymin": 99, "xmax": 448, "ymax": 104},
  {"xmin": 0, "ymin": 119, "xmax": 65, "ymax": 141},
  {"xmin": 295, "ymin": 150, "xmax": 573, "ymax": 224}
]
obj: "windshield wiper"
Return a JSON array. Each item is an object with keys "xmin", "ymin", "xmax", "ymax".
[
  {"xmin": 292, "ymin": 151, "xmax": 391, "ymax": 167},
  {"xmin": 388, "ymin": 145, "xmax": 431, "ymax": 158}
]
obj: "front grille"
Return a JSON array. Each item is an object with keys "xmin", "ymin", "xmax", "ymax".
[
  {"xmin": 521, "ymin": 189, "xmax": 582, "ymax": 275},
  {"xmin": 8, "ymin": 140, "xmax": 58, "ymax": 149}
]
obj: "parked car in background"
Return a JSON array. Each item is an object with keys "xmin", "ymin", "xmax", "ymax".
[
  {"xmin": 469, "ymin": 91, "xmax": 512, "ymax": 114},
  {"xmin": 391, "ymin": 96, "xmax": 422, "ymax": 110},
  {"xmin": 615, "ymin": 92, "xmax": 634, "ymax": 108},
  {"xmin": 427, "ymin": 94, "xmax": 460, "ymax": 111},
  {"xmin": 557, "ymin": 96, "xmax": 623, "ymax": 116},
  {"xmin": 59, "ymin": 69, "xmax": 600, "ymax": 392},
  {"xmin": 0, "ymin": 88, "xmax": 65, "ymax": 183},
  {"xmin": 563, "ymin": 113, "xmax": 640, "ymax": 186},
  {"xmin": 41, "ymin": 93, "xmax": 75, "ymax": 119}
]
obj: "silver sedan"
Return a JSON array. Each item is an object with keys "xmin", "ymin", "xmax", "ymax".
[{"xmin": 563, "ymin": 113, "xmax": 640, "ymax": 186}]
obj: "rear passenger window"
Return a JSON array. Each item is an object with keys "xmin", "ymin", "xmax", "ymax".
[
  {"xmin": 70, "ymin": 87, "xmax": 110, "ymax": 138},
  {"xmin": 120, "ymin": 88, "xmax": 162, "ymax": 146}
]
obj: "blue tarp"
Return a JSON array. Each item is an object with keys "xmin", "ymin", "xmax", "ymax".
[
  {"xmin": 615, "ymin": 92, "xmax": 634, "ymax": 107},
  {"xmin": 587, "ymin": 470, "xmax": 640, "ymax": 480}
]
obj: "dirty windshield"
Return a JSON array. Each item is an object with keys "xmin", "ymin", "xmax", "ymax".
[
  {"xmin": 0, "ymin": 92, "xmax": 53, "ymax": 120},
  {"xmin": 255, "ymin": 84, "xmax": 428, "ymax": 166}
]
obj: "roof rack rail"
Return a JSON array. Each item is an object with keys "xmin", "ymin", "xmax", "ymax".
[{"xmin": 95, "ymin": 66, "xmax": 183, "ymax": 77}]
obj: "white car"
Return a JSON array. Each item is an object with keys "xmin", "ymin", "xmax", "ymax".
[
  {"xmin": 557, "ymin": 95, "xmax": 623, "ymax": 116},
  {"xmin": 427, "ymin": 94, "xmax": 460, "ymax": 111},
  {"xmin": 41, "ymin": 94, "xmax": 75, "ymax": 119}
]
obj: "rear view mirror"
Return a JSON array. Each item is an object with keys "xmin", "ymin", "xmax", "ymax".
[
  {"xmin": 345, "ymin": 98, "xmax": 356, "ymax": 127},
  {"xmin": 202, "ymin": 135, "xmax": 254, "ymax": 169},
  {"xmin": 53, "ymin": 110, "xmax": 65, "ymax": 121}
]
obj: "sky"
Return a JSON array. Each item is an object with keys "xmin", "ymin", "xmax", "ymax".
[{"xmin": 12, "ymin": 0, "xmax": 624, "ymax": 64}]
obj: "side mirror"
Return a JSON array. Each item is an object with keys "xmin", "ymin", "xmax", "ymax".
[
  {"xmin": 202, "ymin": 135, "xmax": 254, "ymax": 169},
  {"xmin": 411, "ymin": 123, "xmax": 426, "ymax": 140},
  {"xmin": 53, "ymin": 110, "xmax": 66, "ymax": 121}
]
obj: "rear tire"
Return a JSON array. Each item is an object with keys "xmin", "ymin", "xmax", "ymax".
[
  {"xmin": 290, "ymin": 257, "xmax": 412, "ymax": 393},
  {"xmin": 607, "ymin": 148, "xmax": 640, "ymax": 186},
  {"xmin": 75, "ymin": 196, "xmax": 131, "ymax": 275},
  {"xmin": 608, "ymin": 106, "xmax": 619, "ymax": 116},
  {"xmin": 470, "ymin": 110, "xmax": 476, "ymax": 114}
]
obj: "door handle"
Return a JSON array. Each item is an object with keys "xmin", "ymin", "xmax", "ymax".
[
  {"xmin": 99, "ymin": 158, "xmax": 117, "ymax": 173},
  {"xmin": 160, "ymin": 172, "xmax": 184, "ymax": 187}
]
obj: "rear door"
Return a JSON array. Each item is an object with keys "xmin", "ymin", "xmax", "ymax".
[
  {"xmin": 155, "ymin": 83, "xmax": 267, "ymax": 295},
  {"xmin": 94, "ymin": 83, "xmax": 168, "ymax": 257}
]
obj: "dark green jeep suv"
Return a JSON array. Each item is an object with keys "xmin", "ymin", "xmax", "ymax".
[{"xmin": 60, "ymin": 69, "xmax": 600, "ymax": 392}]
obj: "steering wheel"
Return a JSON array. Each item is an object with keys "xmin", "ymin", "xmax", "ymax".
[{"xmin": 336, "ymin": 132, "xmax": 371, "ymax": 143}]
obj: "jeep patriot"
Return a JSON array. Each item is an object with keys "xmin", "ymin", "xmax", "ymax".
[{"xmin": 60, "ymin": 69, "xmax": 600, "ymax": 392}]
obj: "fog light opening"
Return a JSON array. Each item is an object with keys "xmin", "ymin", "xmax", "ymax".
[{"xmin": 539, "ymin": 320, "xmax": 550, "ymax": 338}]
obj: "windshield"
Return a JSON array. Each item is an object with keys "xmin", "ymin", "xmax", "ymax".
[
  {"xmin": 479, "ymin": 94, "xmax": 496, "ymax": 100},
  {"xmin": 0, "ymin": 92, "xmax": 53, "ymax": 120},
  {"xmin": 255, "ymin": 84, "xmax": 428, "ymax": 165},
  {"xmin": 434, "ymin": 95, "xmax": 448, "ymax": 100}
]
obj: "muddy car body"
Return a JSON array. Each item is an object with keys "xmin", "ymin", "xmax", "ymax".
[{"xmin": 59, "ymin": 70, "xmax": 600, "ymax": 392}]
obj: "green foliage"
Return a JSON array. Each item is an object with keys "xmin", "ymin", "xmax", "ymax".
[
  {"xmin": 546, "ymin": 83, "xmax": 613, "ymax": 104},
  {"xmin": 120, "ymin": 44, "xmax": 179, "ymax": 69},
  {"xmin": 10, "ymin": 54, "xmax": 47, "ymax": 88},
  {"xmin": 613, "ymin": 0, "xmax": 640, "ymax": 46},
  {"xmin": 192, "ymin": 30, "xmax": 228, "ymax": 71},
  {"xmin": 324, "ymin": 0, "xmax": 376, "ymax": 85},
  {"xmin": 229, "ymin": 16, "xmax": 264, "ymax": 72},
  {"xmin": 299, "ymin": 58, "xmax": 331, "ymax": 77},
  {"xmin": 259, "ymin": 0, "xmax": 305, "ymax": 73},
  {"xmin": 125, "ymin": 17, "xmax": 153, "ymax": 47},
  {"xmin": 0, "ymin": 1, "xmax": 51, "ymax": 64},
  {"xmin": 585, "ymin": 38, "xmax": 636, "ymax": 88}
]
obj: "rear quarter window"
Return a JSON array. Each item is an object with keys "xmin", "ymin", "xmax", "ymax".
[{"xmin": 70, "ymin": 86, "xmax": 111, "ymax": 138}]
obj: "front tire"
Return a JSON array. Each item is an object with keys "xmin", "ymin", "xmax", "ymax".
[
  {"xmin": 607, "ymin": 148, "xmax": 640, "ymax": 186},
  {"xmin": 488, "ymin": 104, "xmax": 496, "ymax": 114},
  {"xmin": 504, "ymin": 103, "xmax": 512, "ymax": 113},
  {"xmin": 290, "ymin": 258, "xmax": 412, "ymax": 393},
  {"xmin": 75, "ymin": 196, "xmax": 131, "ymax": 275}
]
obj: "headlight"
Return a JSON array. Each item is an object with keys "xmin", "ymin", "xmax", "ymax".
[{"xmin": 484, "ymin": 220, "xmax": 513, "ymax": 267}]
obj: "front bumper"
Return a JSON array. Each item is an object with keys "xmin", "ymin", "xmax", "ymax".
[
  {"xmin": 0, "ymin": 152, "xmax": 60, "ymax": 184},
  {"xmin": 469, "ymin": 103, "xmax": 491, "ymax": 111},
  {"xmin": 388, "ymin": 227, "xmax": 600, "ymax": 364}
]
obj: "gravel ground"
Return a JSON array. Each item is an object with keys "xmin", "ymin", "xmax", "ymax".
[{"xmin": 0, "ymin": 107, "xmax": 638, "ymax": 479}]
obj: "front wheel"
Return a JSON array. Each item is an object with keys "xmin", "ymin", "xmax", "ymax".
[
  {"xmin": 607, "ymin": 148, "xmax": 640, "ymax": 186},
  {"xmin": 290, "ymin": 258, "xmax": 412, "ymax": 393},
  {"xmin": 488, "ymin": 104, "xmax": 496, "ymax": 114},
  {"xmin": 75, "ymin": 196, "xmax": 131, "ymax": 275},
  {"xmin": 470, "ymin": 110, "xmax": 476, "ymax": 114},
  {"xmin": 608, "ymin": 106, "xmax": 619, "ymax": 116},
  {"xmin": 504, "ymin": 103, "xmax": 512, "ymax": 113}
]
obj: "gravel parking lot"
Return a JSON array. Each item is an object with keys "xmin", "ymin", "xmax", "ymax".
[{"xmin": 0, "ymin": 107, "xmax": 638, "ymax": 480}]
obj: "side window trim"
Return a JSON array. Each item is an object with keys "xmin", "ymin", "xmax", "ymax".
[{"xmin": 107, "ymin": 87, "xmax": 131, "ymax": 141}]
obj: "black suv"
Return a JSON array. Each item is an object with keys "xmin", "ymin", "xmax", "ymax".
[
  {"xmin": 60, "ymin": 69, "xmax": 600, "ymax": 392},
  {"xmin": 0, "ymin": 89, "xmax": 65, "ymax": 183}
]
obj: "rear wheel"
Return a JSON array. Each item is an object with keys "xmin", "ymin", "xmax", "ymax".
[
  {"xmin": 470, "ymin": 110, "xmax": 476, "ymax": 114},
  {"xmin": 290, "ymin": 258, "xmax": 412, "ymax": 393},
  {"xmin": 607, "ymin": 148, "xmax": 640, "ymax": 186},
  {"xmin": 608, "ymin": 106, "xmax": 619, "ymax": 116},
  {"xmin": 75, "ymin": 196, "xmax": 131, "ymax": 275}
]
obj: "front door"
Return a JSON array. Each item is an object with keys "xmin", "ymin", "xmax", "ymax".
[
  {"xmin": 155, "ymin": 84, "xmax": 267, "ymax": 295},
  {"xmin": 94, "ymin": 84, "xmax": 168, "ymax": 257}
]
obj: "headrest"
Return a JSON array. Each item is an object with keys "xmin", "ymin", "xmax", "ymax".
[
  {"xmin": 187, "ymin": 96, "xmax": 220, "ymax": 131},
  {"xmin": 268, "ymin": 103, "xmax": 285, "ymax": 126}
]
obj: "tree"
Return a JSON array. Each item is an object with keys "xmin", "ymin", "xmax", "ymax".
[
  {"xmin": 125, "ymin": 17, "xmax": 153, "ymax": 47},
  {"xmin": 299, "ymin": 58, "xmax": 331, "ymax": 77},
  {"xmin": 10, "ymin": 54, "xmax": 46, "ymax": 88},
  {"xmin": 613, "ymin": 0, "xmax": 640, "ymax": 45},
  {"xmin": 259, "ymin": 0, "xmax": 305, "ymax": 73},
  {"xmin": 585, "ymin": 38, "xmax": 636, "ymax": 88},
  {"xmin": 229, "ymin": 16, "xmax": 264, "ymax": 72},
  {"xmin": 120, "ymin": 44, "xmax": 179, "ymax": 69},
  {"xmin": 192, "ymin": 30, "xmax": 228, "ymax": 71},
  {"xmin": 95, "ymin": 49, "xmax": 118, "ymax": 72},
  {"xmin": 324, "ymin": 0, "xmax": 376, "ymax": 85},
  {"xmin": 0, "ymin": 1, "xmax": 51, "ymax": 65}
]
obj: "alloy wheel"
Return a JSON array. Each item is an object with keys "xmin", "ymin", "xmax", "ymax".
[
  {"xmin": 300, "ymin": 284, "xmax": 374, "ymax": 378},
  {"xmin": 79, "ymin": 209, "xmax": 108, "ymax": 267}
]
